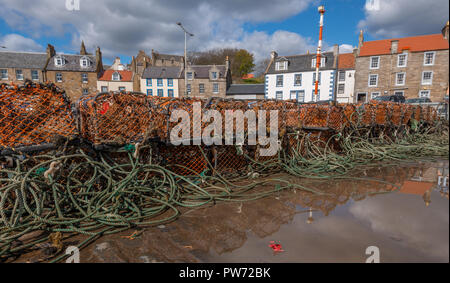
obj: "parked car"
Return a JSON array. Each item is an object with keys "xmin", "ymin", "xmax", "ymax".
[
  {"xmin": 406, "ymin": 97, "xmax": 432, "ymax": 104},
  {"xmin": 372, "ymin": 95, "xmax": 406, "ymax": 103}
]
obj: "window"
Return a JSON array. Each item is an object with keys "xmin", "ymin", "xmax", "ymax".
[
  {"xmin": 146, "ymin": 79, "xmax": 152, "ymax": 86},
  {"xmin": 187, "ymin": 72, "xmax": 193, "ymax": 80},
  {"xmin": 80, "ymin": 57, "xmax": 91, "ymax": 68},
  {"xmin": 368, "ymin": 74, "xmax": 378, "ymax": 87},
  {"xmin": 199, "ymin": 83, "xmax": 205, "ymax": 94},
  {"xmin": 31, "ymin": 70, "xmax": 39, "ymax": 81},
  {"xmin": 16, "ymin": 70, "xmax": 23, "ymax": 80},
  {"xmin": 312, "ymin": 90, "xmax": 320, "ymax": 101},
  {"xmin": 422, "ymin": 71, "xmax": 433, "ymax": 85},
  {"xmin": 56, "ymin": 73, "xmax": 63, "ymax": 82},
  {"xmin": 395, "ymin": 72, "xmax": 406, "ymax": 86},
  {"xmin": 112, "ymin": 72, "xmax": 120, "ymax": 81},
  {"xmin": 82, "ymin": 88, "xmax": 89, "ymax": 95},
  {"xmin": 275, "ymin": 61, "xmax": 288, "ymax": 71},
  {"xmin": 294, "ymin": 74, "xmax": 302, "ymax": 86},
  {"xmin": 168, "ymin": 89, "xmax": 174, "ymax": 97},
  {"xmin": 419, "ymin": 90, "xmax": 430, "ymax": 98},
  {"xmin": 312, "ymin": 72, "xmax": 321, "ymax": 85},
  {"xmin": 82, "ymin": 73, "xmax": 88, "ymax": 84},
  {"xmin": 0, "ymin": 69, "xmax": 7, "ymax": 80},
  {"xmin": 157, "ymin": 89, "xmax": 163, "ymax": 97},
  {"xmin": 290, "ymin": 91, "xmax": 297, "ymax": 100},
  {"xmin": 187, "ymin": 84, "xmax": 191, "ymax": 94},
  {"xmin": 370, "ymin": 56, "xmax": 380, "ymax": 69},
  {"xmin": 147, "ymin": 89, "xmax": 153, "ymax": 96},
  {"xmin": 394, "ymin": 91, "xmax": 404, "ymax": 96},
  {"xmin": 211, "ymin": 72, "xmax": 218, "ymax": 80},
  {"xmin": 276, "ymin": 75, "xmax": 283, "ymax": 87},
  {"xmin": 311, "ymin": 57, "xmax": 325, "ymax": 68},
  {"xmin": 213, "ymin": 83, "xmax": 219, "ymax": 93},
  {"xmin": 423, "ymin": 52, "xmax": 435, "ymax": 66},
  {"xmin": 119, "ymin": 87, "xmax": 126, "ymax": 92},
  {"xmin": 338, "ymin": 71, "xmax": 346, "ymax": 82},
  {"xmin": 276, "ymin": 91, "xmax": 283, "ymax": 100},
  {"xmin": 167, "ymin": 78, "xmax": 173, "ymax": 87},
  {"xmin": 101, "ymin": 86, "xmax": 108, "ymax": 92},
  {"xmin": 298, "ymin": 90, "xmax": 305, "ymax": 102},
  {"xmin": 338, "ymin": 83, "xmax": 345, "ymax": 94},
  {"xmin": 397, "ymin": 53, "xmax": 408, "ymax": 67},
  {"xmin": 157, "ymin": 78, "xmax": 163, "ymax": 86},
  {"xmin": 54, "ymin": 55, "xmax": 65, "ymax": 66}
]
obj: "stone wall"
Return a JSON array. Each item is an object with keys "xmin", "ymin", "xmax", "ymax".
[
  {"xmin": 178, "ymin": 78, "xmax": 227, "ymax": 98},
  {"xmin": 1, "ymin": 68, "xmax": 45, "ymax": 84},
  {"xmin": 46, "ymin": 71, "xmax": 98, "ymax": 102}
]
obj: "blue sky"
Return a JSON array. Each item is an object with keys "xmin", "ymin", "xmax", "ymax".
[{"xmin": 0, "ymin": 0, "xmax": 448, "ymax": 65}]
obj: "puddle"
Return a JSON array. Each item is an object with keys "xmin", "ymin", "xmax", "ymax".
[{"xmin": 14, "ymin": 160, "xmax": 449, "ymax": 263}]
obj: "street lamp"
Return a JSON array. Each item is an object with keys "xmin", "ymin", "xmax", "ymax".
[{"xmin": 177, "ymin": 22, "xmax": 194, "ymax": 96}]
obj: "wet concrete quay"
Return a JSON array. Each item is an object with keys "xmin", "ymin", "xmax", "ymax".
[{"xmin": 15, "ymin": 159, "xmax": 449, "ymax": 263}]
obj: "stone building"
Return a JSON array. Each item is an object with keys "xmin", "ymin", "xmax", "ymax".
[
  {"xmin": 45, "ymin": 43, "xmax": 104, "ymax": 102},
  {"xmin": 354, "ymin": 23, "xmax": 449, "ymax": 103},
  {"xmin": 0, "ymin": 51, "xmax": 47, "ymax": 83},
  {"xmin": 151, "ymin": 50, "xmax": 184, "ymax": 67},
  {"xmin": 179, "ymin": 60, "xmax": 232, "ymax": 98}
]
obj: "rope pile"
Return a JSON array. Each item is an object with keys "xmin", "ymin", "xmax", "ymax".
[{"xmin": 0, "ymin": 81, "xmax": 448, "ymax": 262}]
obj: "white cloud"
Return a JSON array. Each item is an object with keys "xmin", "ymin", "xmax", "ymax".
[
  {"xmin": 358, "ymin": 0, "xmax": 449, "ymax": 38},
  {"xmin": 0, "ymin": 0, "xmax": 315, "ymax": 62},
  {"xmin": 0, "ymin": 34, "xmax": 43, "ymax": 52}
]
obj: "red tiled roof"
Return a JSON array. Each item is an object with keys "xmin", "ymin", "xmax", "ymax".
[
  {"xmin": 359, "ymin": 34, "xmax": 449, "ymax": 57},
  {"xmin": 338, "ymin": 53, "xmax": 355, "ymax": 69},
  {"xmin": 99, "ymin": 70, "xmax": 133, "ymax": 81}
]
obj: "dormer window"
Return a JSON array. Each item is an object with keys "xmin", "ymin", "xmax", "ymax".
[
  {"xmin": 54, "ymin": 55, "xmax": 65, "ymax": 66},
  {"xmin": 211, "ymin": 71, "xmax": 218, "ymax": 80},
  {"xmin": 112, "ymin": 72, "xmax": 121, "ymax": 81},
  {"xmin": 311, "ymin": 57, "xmax": 326, "ymax": 68},
  {"xmin": 187, "ymin": 72, "xmax": 193, "ymax": 80},
  {"xmin": 80, "ymin": 56, "xmax": 92, "ymax": 68},
  {"xmin": 275, "ymin": 60, "xmax": 288, "ymax": 71}
]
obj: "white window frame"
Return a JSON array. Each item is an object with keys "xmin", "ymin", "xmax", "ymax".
[
  {"xmin": 187, "ymin": 83, "xmax": 191, "ymax": 94},
  {"xmin": 80, "ymin": 56, "xmax": 91, "ymax": 68},
  {"xmin": 101, "ymin": 86, "xmax": 108, "ymax": 93},
  {"xmin": 82, "ymin": 73, "xmax": 88, "ymax": 84},
  {"xmin": 338, "ymin": 83, "xmax": 345, "ymax": 94},
  {"xmin": 112, "ymin": 72, "xmax": 120, "ymax": 81},
  {"xmin": 211, "ymin": 71, "xmax": 218, "ymax": 80},
  {"xmin": 312, "ymin": 72, "xmax": 321, "ymax": 85},
  {"xmin": 423, "ymin": 52, "xmax": 435, "ymax": 66},
  {"xmin": 338, "ymin": 71, "xmax": 346, "ymax": 82},
  {"xmin": 421, "ymin": 71, "xmax": 433, "ymax": 85},
  {"xmin": 395, "ymin": 72, "xmax": 406, "ymax": 86},
  {"xmin": 368, "ymin": 74, "xmax": 378, "ymax": 87},
  {"xmin": 0, "ymin": 69, "xmax": 8, "ymax": 80},
  {"xmin": 298, "ymin": 90, "xmax": 305, "ymax": 102},
  {"xmin": 187, "ymin": 72, "xmax": 193, "ymax": 80},
  {"xmin": 199, "ymin": 83, "xmax": 205, "ymax": 93},
  {"xmin": 56, "ymin": 73, "xmax": 63, "ymax": 82},
  {"xmin": 275, "ymin": 91, "xmax": 283, "ymax": 100},
  {"xmin": 311, "ymin": 58, "xmax": 326, "ymax": 68},
  {"xmin": 419, "ymin": 90, "xmax": 430, "ymax": 98},
  {"xmin": 370, "ymin": 56, "xmax": 380, "ymax": 69},
  {"xmin": 397, "ymin": 53, "xmax": 408, "ymax": 67},
  {"xmin": 213, "ymin": 83, "xmax": 219, "ymax": 94},
  {"xmin": 276, "ymin": 75, "xmax": 283, "ymax": 87},
  {"xmin": 16, "ymin": 70, "xmax": 23, "ymax": 80},
  {"xmin": 54, "ymin": 55, "xmax": 65, "ymax": 66},
  {"xmin": 294, "ymin": 74, "xmax": 302, "ymax": 86},
  {"xmin": 371, "ymin": 92, "xmax": 381, "ymax": 99},
  {"xmin": 31, "ymin": 70, "xmax": 39, "ymax": 81},
  {"xmin": 275, "ymin": 61, "xmax": 288, "ymax": 71},
  {"xmin": 82, "ymin": 88, "xmax": 89, "ymax": 95},
  {"xmin": 290, "ymin": 91, "xmax": 297, "ymax": 100}
]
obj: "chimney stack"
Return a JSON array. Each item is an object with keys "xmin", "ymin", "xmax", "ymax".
[
  {"xmin": 80, "ymin": 41, "xmax": 87, "ymax": 55},
  {"xmin": 333, "ymin": 44, "xmax": 339, "ymax": 68},
  {"xmin": 357, "ymin": 30, "xmax": 364, "ymax": 56},
  {"xmin": 442, "ymin": 20, "xmax": 449, "ymax": 41},
  {"xmin": 95, "ymin": 46, "xmax": 104, "ymax": 74},
  {"xmin": 270, "ymin": 51, "xmax": 278, "ymax": 60},
  {"xmin": 46, "ymin": 44, "xmax": 56, "ymax": 59}
]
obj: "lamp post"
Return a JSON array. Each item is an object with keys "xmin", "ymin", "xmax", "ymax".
[
  {"xmin": 314, "ymin": 5, "xmax": 325, "ymax": 102},
  {"xmin": 177, "ymin": 22, "xmax": 194, "ymax": 96}
]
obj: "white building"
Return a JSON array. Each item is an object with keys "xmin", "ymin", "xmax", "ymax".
[
  {"xmin": 140, "ymin": 66, "xmax": 182, "ymax": 97},
  {"xmin": 336, "ymin": 53, "xmax": 356, "ymax": 103},
  {"xmin": 97, "ymin": 57, "xmax": 134, "ymax": 92},
  {"xmin": 265, "ymin": 47, "xmax": 339, "ymax": 102}
]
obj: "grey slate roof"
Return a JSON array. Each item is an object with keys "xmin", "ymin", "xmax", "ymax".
[
  {"xmin": 266, "ymin": 52, "xmax": 336, "ymax": 74},
  {"xmin": 0, "ymin": 51, "xmax": 47, "ymax": 69},
  {"xmin": 46, "ymin": 54, "xmax": 97, "ymax": 72},
  {"xmin": 226, "ymin": 84, "xmax": 265, "ymax": 95},
  {"xmin": 181, "ymin": 65, "xmax": 227, "ymax": 79},
  {"xmin": 142, "ymin": 66, "xmax": 183, "ymax": 79}
]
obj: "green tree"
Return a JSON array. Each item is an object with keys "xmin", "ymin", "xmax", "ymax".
[{"xmin": 234, "ymin": 49, "xmax": 255, "ymax": 77}]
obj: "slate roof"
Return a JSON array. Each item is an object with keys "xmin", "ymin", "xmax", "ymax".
[
  {"xmin": 226, "ymin": 84, "xmax": 265, "ymax": 95},
  {"xmin": 142, "ymin": 66, "xmax": 183, "ymax": 79},
  {"xmin": 266, "ymin": 52, "xmax": 336, "ymax": 74},
  {"xmin": 0, "ymin": 51, "xmax": 47, "ymax": 69},
  {"xmin": 99, "ymin": 70, "xmax": 133, "ymax": 81},
  {"xmin": 359, "ymin": 34, "xmax": 449, "ymax": 57},
  {"xmin": 46, "ymin": 54, "xmax": 97, "ymax": 72},
  {"xmin": 181, "ymin": 65, "xmax": 227, "ymax": 79}
]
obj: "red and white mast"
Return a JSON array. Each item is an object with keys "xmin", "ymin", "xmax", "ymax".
[{"xmin": 314, "ymin": 5, "xmax": 325, "ymax": 102}]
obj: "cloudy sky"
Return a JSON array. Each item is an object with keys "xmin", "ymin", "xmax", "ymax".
[{"xmin": 0, "ymin": 0, "xmax": 448, "ymax": 64}]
